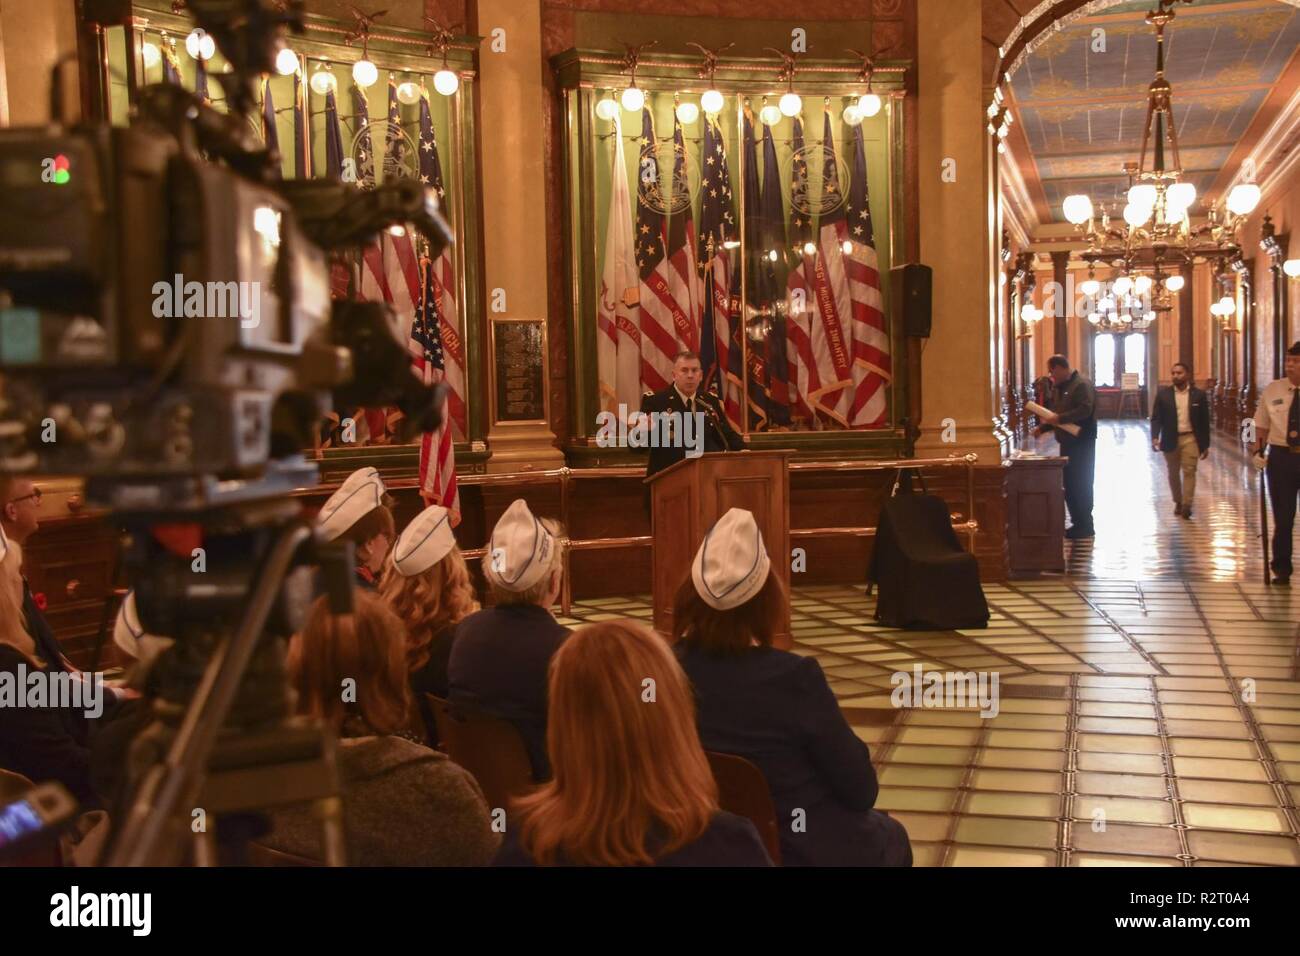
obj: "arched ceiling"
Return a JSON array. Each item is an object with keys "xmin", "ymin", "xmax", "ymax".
[{"xmin": 994, "ymin": 0, "xmax": 1300, "ymax": 226}]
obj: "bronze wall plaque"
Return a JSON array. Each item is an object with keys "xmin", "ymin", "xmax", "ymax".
[{"xmin": 493, "ymin": 319, "xmax": 546, "ymax": 422}]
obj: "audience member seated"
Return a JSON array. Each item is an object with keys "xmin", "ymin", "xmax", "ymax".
[
  {"xmin": 448, "ymin": 499, "xmax": 569, "ymax": 780},
  {"xmin": 377, "ymin": 504, "xmax": 479, "ymax": 744},
  {"xmin": 316, "ymin": 467, "xmax": 395, "ymax": 591},
  {"xmin": 263, "ymin": 592, "xmax": 498, "ymax": 866},
  {"xmin": 493, "ymin": 620, "xmax": 771, "ymax": 867},
  {"xmin": 0, "ymin": 524, "xmax": 103, "ymax": 809},
  {"xmin": 674, "ymin": 508, "xmax": 912, "ymax": 867}
]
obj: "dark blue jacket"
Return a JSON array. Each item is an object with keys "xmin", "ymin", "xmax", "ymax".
[
  {"xmin": 491, "ymin": 810, "xmax": 772, "ymax": 867},
  {"xmin": 447, "ymin": 603, "xmax": 568, "ymax": 780},
  {"xmin": 677, "ymin": 644, "xmax": 884, "ymax": 867}
]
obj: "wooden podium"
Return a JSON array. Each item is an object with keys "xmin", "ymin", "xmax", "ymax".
[{"xmin": 645, "ymin": 450, "xmax": 791, "ymax": 648}]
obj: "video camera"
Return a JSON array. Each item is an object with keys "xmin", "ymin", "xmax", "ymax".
[{"xmin": 0, "ymin": 0, "xmax": 450, "ymax": 512}]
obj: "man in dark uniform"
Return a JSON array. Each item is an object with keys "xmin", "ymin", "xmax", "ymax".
[
  {"xmin": 1034, "ymin": 354, "xmax": 1098, "ymax": 539},
  {"xmin": 641, "ymin": 351, "xmax": 744, "ymax": 484}
]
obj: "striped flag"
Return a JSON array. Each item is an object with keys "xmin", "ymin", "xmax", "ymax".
[
  {"xmin": 666, "ymin": 113, "xmax": 702, "ymax": 353},
  {"xmin": 597, "ymin": 112, "xmax": 642, "ymax": 415},
  {"xmin": 844, "ymin": 120, "xmax": 892, "ymax": 426},
  {"xmin": 416, "ymin": 88, "xmax": 467, "ymax": 441},
  {"xmin": 785, "ymin": 117, "xmax": 820, "ymax": 425},
  {"xmin": 412, "ymin": 256, "xmax": 460, "ymax": 523},
  {"xmin": 633, "ymin": 107, "xmax": 680, "ymax": 392},
  {"xmin": 805, "ymin": 112, "xmax": 855, "ymax": 425},
  {"xmin": 697, "ymin": 114, "xmax": 741, "ymax": 430}
]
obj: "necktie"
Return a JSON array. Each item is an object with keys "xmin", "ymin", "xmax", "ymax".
[{"xmin": 1288, "ymin": 387, "xmax": 1299, "ymax": 450}]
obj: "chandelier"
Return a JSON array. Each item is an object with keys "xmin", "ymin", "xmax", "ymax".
[{"xmin": 1062, "ymin": 1, "xmax": 1261, "ymax": 261}]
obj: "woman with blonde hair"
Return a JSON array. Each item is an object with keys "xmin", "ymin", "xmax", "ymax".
[
  {"xmin": 264, "ymin": 591, "xmax": 498, "ymax": 866},
  {"xmin": 377, "ymin": 505, "xmax": 478, "ymax": 742},
  {"xmin": 493, "ymin": 619, "xmax": 771, "ymax": 867}
]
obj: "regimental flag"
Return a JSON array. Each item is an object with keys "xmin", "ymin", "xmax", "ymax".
[
  {"xmin": 807, "ymin": 110, "xmax": 856, "ymax": 425},
  {"xmin": 697, "ymin": 114, "xmax": 741, "ymax": 431},
  {"xmin": 666, "ymin": 113, "xmax": 702, "ymax": 353},
  {"xmin": 324, "ymin": 87, "xmax": 345, "ymax": 180},
  {"xmin": 261, "ymin": 76, "xmax": 281, "ymax": 177},
  {"xmin": 844, "ymin": 120, "xmax": 892, "ymax": 427},
  {"xmin": 597, "ymin": 111, "xmax": 642, "ymax": 416},
  {"xmin": 351, "ymin": 83, "xmax": 375, "ymax": 186},
  {"xmin": 412, "ymin": 256, "xmax": 460, "ymax": 523},
  {"xmin": 195, "ymin": 57, "xmax": 210, "ymax": 104},
  {"xmin": 758, "ymin": 121, "xmax": 791, "ymax": 427},
  {"xmin": 161, "ymin": 40, "xmax": 182, "ymax": 86},
  {"xmin": 785, "ymin": 116, "xmax": 819, "ymax": 426},
  {"xmin": 293, "ymin": 70, "xmax": 310, "ymax": 179},
  {"xmin": 738, "ymin": 108, "xmax": 770, "ymax": 429},
  {"xmin": 417, "ymin": 88, "xmax": 467, "ymax": 442},
  {"xmin": 634, "ymin": 107, "xmax": 678, "ymax": 393}
]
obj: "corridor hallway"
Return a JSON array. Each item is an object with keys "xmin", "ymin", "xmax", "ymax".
[{"xmin": 560, "ymin": 422, "xmax": 1300, "ymax": 866}]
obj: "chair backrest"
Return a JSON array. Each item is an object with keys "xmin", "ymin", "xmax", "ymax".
[
  {"xmin": 427, "ymin": 695, "xmax": 535, "ymax": 814},
  {"xmin": 245, "ymin": 842, "xmax": 323, "ymax": 867},
  {"xmin": 0, "ymin": 769, "xmax": 63, "ymax": 867},
  {"xmin": 705, "ymin": 750, "xmax": 782, "ymax": 865}
]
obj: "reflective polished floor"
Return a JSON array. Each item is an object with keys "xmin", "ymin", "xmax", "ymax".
[{"xmin": 560, "ymin": 422, "xmax": 1300, "ymax": 866}]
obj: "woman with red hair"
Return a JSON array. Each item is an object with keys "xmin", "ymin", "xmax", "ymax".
[{"xmin": 493, "ymin": 620, "xmax": 771, "ymax": 866}]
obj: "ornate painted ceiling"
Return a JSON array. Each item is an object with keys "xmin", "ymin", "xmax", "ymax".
[{"xmin": 1005, "ymin": 0, "xmax": 1300, "ymax": 225}]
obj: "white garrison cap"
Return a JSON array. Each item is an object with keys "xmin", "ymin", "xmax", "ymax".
[
  {"xmin": 691, "ymin": 508, "xmax": 772, "ymax": 611},
  {"xmin": 393, "ymin": 505, "xmax": 456, "ymax": 577},
  {"xmin": 113, "ymin": 590, "xmax": 175, "ymax": 661},
  {"xmin": 317, "ymin": 467, "xmax": 386, "ymax": 542},
  {"xmin": 484, "ymin": 499, "xmax": 556, "ymax": 594}
]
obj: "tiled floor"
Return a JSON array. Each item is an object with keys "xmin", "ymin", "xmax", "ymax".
[{"xmin": 558, "ymin": 421, "xmax": 1300, "ymax": 866}]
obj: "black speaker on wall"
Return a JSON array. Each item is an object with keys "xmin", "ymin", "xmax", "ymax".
[{"xmin": 891, "ymin": 263, "xmax": 932, "ymax": 338}]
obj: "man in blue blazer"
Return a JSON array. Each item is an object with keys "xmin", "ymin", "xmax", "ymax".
[{"xmin": 1150, "ymin": 362, "xmax": 1210, "ymax": 519}]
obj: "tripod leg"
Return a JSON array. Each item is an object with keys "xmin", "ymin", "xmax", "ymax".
[
  {"xmin": 317, "ymin": 796, "xmax": 347, "ymax": 866},
  {"xmin": 193, "ymin": 828, "xmax": 219, "ymax": 867}
]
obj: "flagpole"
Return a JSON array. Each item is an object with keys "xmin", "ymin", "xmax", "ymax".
[{"xmin": 739, "ymin": 99, "xmax": 749, "ymax": 439}]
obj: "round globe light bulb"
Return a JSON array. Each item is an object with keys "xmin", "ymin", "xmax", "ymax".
[
  {"xmin": 186, "ymin": 30, "xmax": 215, "ymax": 61},
  {"xmin": 275, "ymin": 48, "xmax": 299, "ymax": 76},
  {"xmin": 675, "ymin": 101, "xmax": 700, "ymax": 125},
  {"xmin": 1218, "ymin": 296, "xmax": 1235, "ymax": 315},
  {"xmin": 857, "ymin": 92, "xmax": 883, "ymax": 118},
  {"xmin": 1226, "ymin": 182, "xmax": 1261, "ymax": 217},
  {"xmin": 1080, "ymin": 278, "xmax": 1100, "ymax": 297},
  {"xmin": 1088, "ymin": 313, "xmax": 1101, "ymax": 325},
  {"xmin": 1123, "ymin": 202, "xmax": 1151, "ymax": 227},
  {"xmin": 433, "ymin": 69, "xmax": 459, "ymax": 96},
  {"xmin": 767, "ymin": 249, "xmax": 778, "ymax": 262},
  {"xmin": 142, "ymin": 41, "xmax": 161, "ymax": 70},
  {"xmin": 802, "ymin": 241, "xmax": 816, "ymax": 256},
  {"xmin": 841, "ymin": 240, "xmax": 853, "ymax": 255},
  {"xmin": 1113, "ymin": 276, "xmax": 1133, "ymax": 296},
  {"xmin": 595, "ymin": 97, "xmax": 619, "ymax": 121},
  {"xmin": 1062, "ymin": 194, "xmax": 1094, "ymax": 225},
  {"xmin": 620, "ymin": 86, "xmax": 645, "ymax": 112},
  {"xmin": 310, "ymin": 69, "xmax": 338, "ymax": 96},
  {"xmin": 700, "ymin": 89, "xmax": 725, "ymax": 114},
  {"xmin": 397, "ymin": 81, "xmax": 421, "ymax": 105},
  {"xmin": 1167, "ymin": 181, "xmax": 1196, "ymax": 210},
  {"xmin": 842, "ymin": 104, "xmax": 863, "ymax": 127},
  {"xmin": 779, "ymin": 92, "xmax": 802, "ymax": 117},
  {"xmin": 759, "ymin": 104, "xmax": 781, "ymax": 126},
  {"xmin": 1165, "ymin": 274, "xmax": 1185, "ymax": 292},
  {"xmin": 1283, "ymin": 259, "xmax": 1300, "ymax": 279},
  {"xmin": 1128, "ymin": 183, "xmax": 1157, "ymax": 209},
  {"xmin": 352, "ymin": 59, "xmax": 378, "ymax": 88}
]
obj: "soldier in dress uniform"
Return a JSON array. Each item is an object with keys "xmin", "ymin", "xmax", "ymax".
[{"xmin": 640, "ymin": 351, "xmax": 744, "ymax": 484}]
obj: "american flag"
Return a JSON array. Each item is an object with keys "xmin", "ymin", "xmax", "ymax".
[
  {"xmin": 805, "ymin": 111, "xmax": 855, "ymax": 425},
  {"xmin": 634, "ymin": 106, "xmax": 681, "ymax": 393},
  {"xmin": 844, "ymin": 120, "xmax": 891, "ymax": 426},
  {"xmin": 416, "ymin": 88, "xmax": 467, "ymax": 441},
  {"xmin": 785, "ymin": 116, "xmax": 819, "ymax": 426},
  {"xmin": 412, "ymin": 255, "xmax": 460, "ymax": 522},
  {"xmin": 666, "ymin": 113, "xmax": 702, "ymax": 353},
  {"xmin": 697, "ymin": 114, "xmax": 741, "ymax": 429}
]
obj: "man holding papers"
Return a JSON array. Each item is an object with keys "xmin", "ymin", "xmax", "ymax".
[{"xmin": 1031, "ymin": 355, "xmax": 1098, "ymax": 539}]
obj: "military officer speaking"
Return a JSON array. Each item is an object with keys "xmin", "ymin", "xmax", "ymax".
[{"xmin": 641, "ymin": 350, "xmax": 744, "ymax": 482}]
